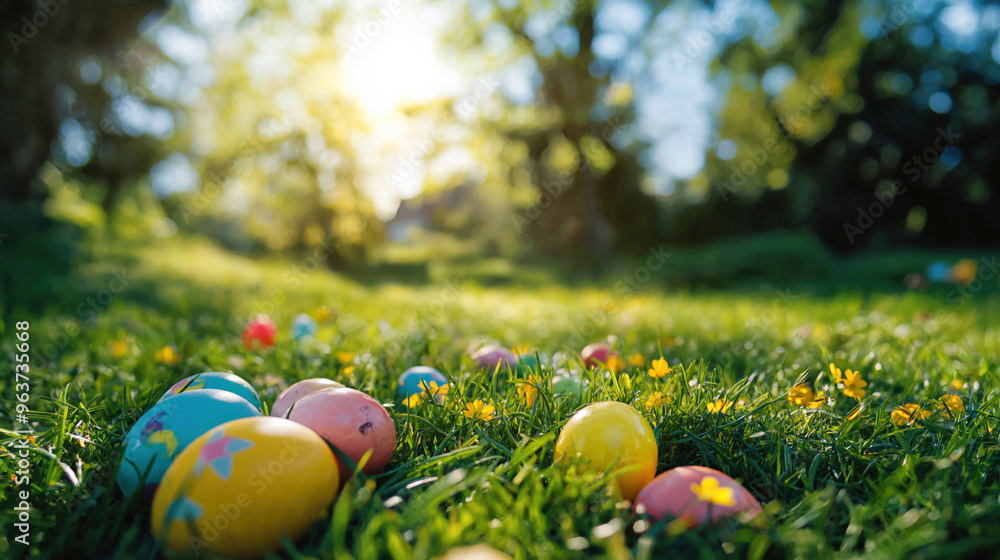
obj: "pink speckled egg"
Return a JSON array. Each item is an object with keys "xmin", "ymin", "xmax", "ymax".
[
  {"xmin": 581, "ymin": 342, "xmax": 617, "ymax": 369},
  {"xmin": 287, "ymin": 388, "xmax": 396, "ymax": 477},
  {"xmin": 270, "ymin": 378, "xmax": 345, "ymax": 419},
  {"xmin": 471, "ymin": 344, "xmax": 517, "ymax": 371},
  {"xmin": 633, "ymin": 466, "xmax": 762, "ymax": 527}
]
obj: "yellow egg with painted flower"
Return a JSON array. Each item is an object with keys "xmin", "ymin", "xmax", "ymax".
[{"xmin": 151, "ymin": 417, "xmax": 339, "ymax": 559}]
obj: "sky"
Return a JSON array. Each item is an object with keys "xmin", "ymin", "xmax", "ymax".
[{"xmin": 60, "ymin": 0, "xmax": 998, "ymax": 220}]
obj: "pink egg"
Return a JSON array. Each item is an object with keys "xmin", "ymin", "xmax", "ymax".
[
  {"xmin": 633, "ymin": 466, "xmax": 762, "ymax": 527},
  {"xmin": 270, "ymin": 378, "xmax": 345, "ymax": 418},
  {"xmin": 471, "ymin": 344, "xmax": 517, "ymax": 371},
  {"xmin": 288, "ymin": 388, "xmax": 396, "ymax": 477},
  {"xmin": 581, "ymin": 342, "xmax": 616, "ymax": 368}
]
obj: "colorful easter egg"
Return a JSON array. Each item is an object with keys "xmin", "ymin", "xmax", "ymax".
[
  {"xmin": 633, "ymin": 466, "xmax": 762, "ymax": 527},
  {"xmin": 552, "ymin": 375, "xmax": 583, "ymax": 399},
  {"xmin": 926, "ymin": 261, "xmax": 949, "ymax": 283},
  {"xmin": 288, "ymin": 388, "xmax": 396, "ymax": 476},
  {"xmin": 159, "ymin": 372, "xmax": 261, "ymax": 408},
  {"xmin": 270, "ymin": 378, "xmax": 345, "ymax": 419},
  {"xmin": 242, "ymin": 313, "xmax": 277, "ymax": 350},
  {"xmin": 118, "ymin": 389, "xmax": 261, "ymax": 497},
  {"xmin": 581, "ymin": 342, "xmax": 617, "ymax": 369},
  {"xmin": 471, "ymin": 344, "xmax": 517, "ymax": 371},
  {"xmin": 514, "ymin": 353, "xmax": 549, "ymax": 377},
  {"xmin": 151, "ymin": 417, "xmax": 339, "ymax": 559},
  {"xmin": 291, "ymin": 313, "xmax": 318, "ymax": 341},
  {"xmin": 554, "ymin": 401, "xmax": 656, "ymax": 501},
  {"xmin": 397, "ymin": 366, "xmax": 448, "ymax": 398}
]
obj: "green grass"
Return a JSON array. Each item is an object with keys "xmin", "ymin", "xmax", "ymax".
[{"xmin": 2, "ymin": 236, "xmax": 1000, "ymax": 559}]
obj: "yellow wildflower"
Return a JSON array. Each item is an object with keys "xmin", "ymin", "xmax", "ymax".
[
  {"xmin": 108, "ymin": 339, "xmax": 129, "ymax": 358},
  {"xmin": 891, "ymin": 403, "xmax": 930, "ymax": 427},
  {"xmin": 314, "ymin": 306, "xmax": 332, "ymax": 322},
  {"xmin": 787, "ymin": 384, "xmax": 815, "ymax": 406},
  {"xmin": 154, "ymin": 345, "xmax": 180, "ymax": 365},
  {"xmin": 463, "ymin": 400, "xmax": 496, "ymax": 422},
  {"xmin": 842, "ymin": 369, "xmax": 867, "ymax": 400},
  {"xmin": 336, "ymin": 352, "xmax": 354, "ymax": 364},
  {"xmin": 951, "ymin": 379, "xmax": 964, "ymax": 391},
  {"xmin": 806, "ymin": 393, "xmax": 826, "ymax": 409},
  {"xmin": 644, "ymin": 391, "xmax": 669, "ymax": 410},
  {"xmin": 829, "ymin": 363, "xmax": 844, "ymax": 384},
  {"xmin": 344, "ymin": 366, "xmax": 356, "ymax": 376},
  {"xmin": 606, "ymin": 354, "xmax": 625, "ymax": 372},
  {"xmin": 647, "ymin": 358, "xmax": 671, "ymax": 378},
  {"xmin": 404, "ymin": 394, "xmax": 423, "ymax": 408},
  {"xmin": 690, "ymin": 476, "xmax": 736, "ymax": 507},
  {"xmin": 628, "ymin": 353, "xmax": 645, "ymax": 367},
  {"xmin": 512, "ymin": 344, "xmax": 531, "ymax": 356},
  {"xmin": 707, "ymin": 400, "xmax": 733, "ymax": 414},
  {"xmin": 516, "ymin": 375, "xmax": 542, "ymax": 407},
  {"xmin": 937, "ymin": 395, "xmax": 964, "ymax": 419}
]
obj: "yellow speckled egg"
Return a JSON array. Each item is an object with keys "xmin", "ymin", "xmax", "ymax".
[
  {"xmin": 151, "ymin": 417, "xmax": 339, "ymax": 559},
  {"xmin": 554, "ymin": 401, "xmax": 657, "ymax": 501}
]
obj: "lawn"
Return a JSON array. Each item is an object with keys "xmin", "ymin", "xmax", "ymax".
[{"xmin": 3, "ymin": 237, "xmax": 1000, "ymax": 559}]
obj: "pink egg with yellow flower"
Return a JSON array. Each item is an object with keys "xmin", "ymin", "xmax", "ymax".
[{"xmin": 633, "ymin": 466, "xmax": 762, "ymax": 527}]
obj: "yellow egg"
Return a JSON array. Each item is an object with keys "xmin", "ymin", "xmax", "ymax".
[
  {"xmin": 554, "ymin": 401, "xmax": 657, "ymax": 501},
  {"xmin": 151, "ymin": 417, "xmax": 339, "ymax": 559}
]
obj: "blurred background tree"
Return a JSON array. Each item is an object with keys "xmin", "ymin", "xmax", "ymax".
[{"xmin": 3, "ymin": 0, "xmax": 1000, "ymax": 294}]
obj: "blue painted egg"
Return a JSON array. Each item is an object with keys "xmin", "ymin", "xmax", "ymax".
[
  {"xmin": 118, "ymin": 389, "xmax": 261, "ymax": 497},
  {"xmin": 514, "ymin": 353, "xmax": 548, "ymax": 378},
  {"xmin": 159, "ymin": 372, "xmax": 261, "ymax": 408},
  {"xmin": 397, "ymin": 366, "xmax": 448, "ymax": 398},
  {"xmin": 291, "ymin": 313, "xmax": 318, "ymax": 341},
  {"xmin": 927, "ymin": 261, "xmax": 949, "ymax": 283}
]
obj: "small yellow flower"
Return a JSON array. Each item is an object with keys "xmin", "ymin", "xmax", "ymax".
[
  {"xmin": 404, "ymin": 394, "xmax": 423, "ymax": 408},
  {"xmin": 606, "ymin": 354, "xmax": 625, "ymax": 372},
  {"xmin": 806, "ymin": 393, "xmax": 826, "ymax": 409},
  {"xmin": 951, "ymin": 379, "xmax": 964, "ymax": 391},
  {"xmin": 344, "ymin": 365, "xmax": 356, "ymax": 376},
  {"xmin": 415, "ymin": 380, "xmax": 450, "ymax": 405},
  {"xmin": 336, "ymin": 352, "xmax": 355, "ymax": 365},
  {"xmin": 707, "ymin": 399, "xmax": 733, "ymax": 414},
  {"xmin": 154, "ymin": 345, "xmax": 180, "ymax": 365},
  {"xmin": 517, "ymin": 375, "xmax": 542, "ymax": 407},
  {"xmin": 644, "ymin": 391, "xmax": 669, "ymax": 410},
  {"xmin": 828, "ymin": 363, "xmax": 844, "ymax": 384},
  {"xmin": 314, "ymin": 306, "xmax": 332, "ymax": 322},
  {"xmin": 937, "ymin": 395, "xmax": 964, "ymax": 419},
  {"xmin": 463, "ymin": 400, "xmax": 496, "ymax": 421},
  {"xmin": 842, "ymin": 369, "xmax": 867, "ymax": 400},
  {"xmin": 690, "ymin": 476, "xmax": 736, "ymax": 507},
  {"xmin": 108, "ymin": 339, "xmax": 129, "ymax": 358},
  {"xmin": 787, "ymin": 384, "xmax": 815, "ymax": 406},
  {"xmin": 512, "ymin": 344, "xmax": 531, "ymax": 356},
  {"xmin": 628, "ymin": 353, "xmax": 645, "ymax": 367},
  {"xmin": 891, "ymin": 403, "xmax": 930, "ymax": 426},
  {"xmin": 28, "ymin": 435, "xmax": 35, "ymax": 444},
  {"xmin": 647, "ymin": 358, "xmax": 671, "ymax": 378}
]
